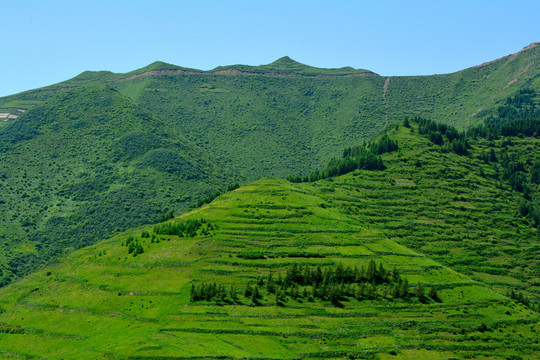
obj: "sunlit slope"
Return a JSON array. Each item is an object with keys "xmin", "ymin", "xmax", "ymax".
[
  {"xmin": 1, "ymin": 45, "xmax": 538, "ymax": 180},
  {"xmin": 386, "ymin": 43, "xmax": 540, "ymax": 128},
  {"xmin": 0, "ymin": 178, "xmax": 537, "ymax": 359},
  {"xmin": 322, "ymin": 125, "xmax": 540, "ymax": 296}
]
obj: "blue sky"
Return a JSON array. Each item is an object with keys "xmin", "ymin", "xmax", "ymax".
[{"xmin": 1, "ymin": 0, "xmax": 539, "ymax": 97}]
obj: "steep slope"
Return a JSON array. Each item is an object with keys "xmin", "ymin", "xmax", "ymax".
[
  {"xmin": 0, "ymin": 83, "xmax": 240, "ymax": 286},
  {"xmin": 115, "ymin": 71, "xmax": 386, "ymax": 179},
  {"xmin": 0, "ymin": 129, "xmax": 538, "ymax": 359},
  {"xmin": 386, "ymin": 43, "xmax": 540, "ymax": 128},
  {"xmin": 1, "ymin": 44, "xmax": 537, "ymax": 181}
]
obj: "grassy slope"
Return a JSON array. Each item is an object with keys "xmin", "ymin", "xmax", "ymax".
[
  {"xmin": 319, "ymin": 125, "xmax": 539, "ymax": 301},
  {"xmin": 113, "ymin": 43, "xmax": 540, "ymax": 180},
  {"xmin": 1, "ymin": 44, "xmax": 538, "ymax": 182},
  {"xmin": 115, "ymin": 73, "xmax": 386, "ymax": 179},
  {"xmin": 0, "ymin": 83, "xmax": 239, "ymax": 284},
  {"xmin": 386, "ymin": 43, "xmax": 540, "ymax": 129},
  {"xmin": 0, "ymin": 128, "xmax": 537, "ymax": 359}
]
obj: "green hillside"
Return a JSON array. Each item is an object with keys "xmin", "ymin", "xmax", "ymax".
[
  {"xmin": 0, "ymin": 83, "xmax": 239, "ymax": 285},
  {"xmin": 0, "ymin": 125, "xmax": 537, "ymax": 359},
  {"xmin": 1, "ymin": 44, "xmax": 538, "ymax": 180},
  {"xmin": 0, "ymin": 44, "xmax": 538, "ymax": 287}
]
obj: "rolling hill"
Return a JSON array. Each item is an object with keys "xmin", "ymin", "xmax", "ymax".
[{"xmin": 0, "ymin": 123, "xmax": 537, "ymax": 359}]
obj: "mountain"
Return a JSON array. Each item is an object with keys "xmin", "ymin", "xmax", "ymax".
[
  {"xmin": 1, "ymin": 44, "xmax": 538, "ymax": 180},
  {"xmin": 0, "ymin": 123, "xmax": 537, "ymax": 359},
  {"xmin": 0, "ymin": 83, "xmax": 239, "ymax": 285}
]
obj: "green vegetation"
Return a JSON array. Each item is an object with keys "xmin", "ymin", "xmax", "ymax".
[
  {"xmin": 191, "ymin": 261, "xmax": 438, "ymax": 307},
  {"xmin": 211, "ymin": 56, "xmax": 373, "ymax": 75},
  {"xmin": 1, "ymin": 44, "xmax": 538, "ymax": 182},
  {"xmin": 0, "ymin": 83, "xmax": 240, "ymax": 286},
  {"xmin": 0, "ymin": 125, "xmax": 537, "ymax": 359},
  {"xmin": 287, "ymin": 133, "xmax": 396, "ymax": 182},
  {"xmin": 0, "ymin": 45, "xmax": 538, "ymax": 358}
]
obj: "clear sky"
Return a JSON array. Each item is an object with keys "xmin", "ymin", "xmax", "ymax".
[{"xmin": 1, "ymin": 0, "xmax": 539, "ymax": 97}]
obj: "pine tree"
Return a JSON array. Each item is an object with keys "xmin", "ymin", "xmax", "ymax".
[
  {"xmin": 229, "ymin": 286, "xmax": 238, "ymax": 302},
  {"xmin": 414, "ymin": 283, "xmax": 427, "ymax": 303},
  {"xmin": 244, "ymin": 283, "xmax": 253, "ymax": 298},
  {"xmin": 428, "ymin": 287, "xmax": 441, "ymax": 302}
]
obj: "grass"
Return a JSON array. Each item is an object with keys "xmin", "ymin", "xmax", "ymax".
[
  {"xmin": 0, "ymin": 126, "xmax": 538, "ymax": 358},
  {"xmin": 0, "ymin": 83, "xmax": 240, "ymax": 286}
]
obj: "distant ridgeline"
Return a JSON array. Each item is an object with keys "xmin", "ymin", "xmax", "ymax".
[{"xmin": 287, "ymin": 89, "xmax": 540, "ymax": 228}]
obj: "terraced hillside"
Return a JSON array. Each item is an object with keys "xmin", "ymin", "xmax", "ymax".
[{"xmin": 0, "ymin": 126, "xmax": 538, "ymax": 359}]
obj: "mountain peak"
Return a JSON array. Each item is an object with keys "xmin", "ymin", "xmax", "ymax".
[{"xmin": 273, "ymin": 56, "xmax": 300, "ymax": 64}]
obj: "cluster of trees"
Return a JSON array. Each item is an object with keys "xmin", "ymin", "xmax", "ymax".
[
  {"xmin": 0, "ymin": 322, "xmax": 25, "ymax": 334},
  {"xmin": 468, "ymin": 89, "xmax": 540, "ymax": 139},
  {"xmin": 287, "ymin": 135, "xmax": 397, "ymax": 183},
  {"xmin": 190, "ymin": 261, "xmax": 441, "ymax": 307},
  {"xmin": 152, "ymin": 218, "xmax": 212, "ymax": 237},
  {"xmin": 412, "ymin": 116, "xmax": 470, "ymax": 155},
  {"xmin": 468, "ymin": 89, "xmax": 539, "ymax": 138},
  {"xmin": 469, "ymin": 118, "xmax": 540, "ymax": 139},
  {"xmin": 122, "ymin": 235, "xmax": 144, "ymax": 257},
  {"xmin": 507, "ymin": 288, "xmax": 538, "ymax": 312},
  {"xmin": 190, "ymin": 282, "xmax": 238, "ymax": 303},
  {"xmin": 479, "ymin": 144, "xmax": 539, "ymax": 227}
]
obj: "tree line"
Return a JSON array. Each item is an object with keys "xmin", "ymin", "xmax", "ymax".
[
  {"xmin": 152, "ymin": 218, "xmax": 212, "ymax": 237},
  {"xmin": 190, "ymin": 261, "xmax": 440, "ymax": 307}
]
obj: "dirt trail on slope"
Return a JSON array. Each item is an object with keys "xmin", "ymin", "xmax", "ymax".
[
  {"xmin": 382, "ymin": 77, "xmax": 391, "ymax": 128},
  {"xmin": 119, "ymin": 67, "xmax": 378, "ymax": 82}
]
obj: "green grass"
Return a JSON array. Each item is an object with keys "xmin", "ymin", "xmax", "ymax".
[
  {"xmin": 0, "ymin": 126, "xmax": 538, "ymax": 358},
  {"xmin": 1, "ymin": 45, "xmax": 538, "ymax": 182},
  {"xmin": 0, "ymin": 83, "xmax": 240, "ymax": 285}
]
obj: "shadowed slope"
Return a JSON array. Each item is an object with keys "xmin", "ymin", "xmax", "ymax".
[{"xmin": 0, "ymin": 83, "xmax": 239, "ymax": 285}]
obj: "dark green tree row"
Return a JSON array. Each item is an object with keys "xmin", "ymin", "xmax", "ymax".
[
  {"xmin": 190, "ymin": 282, "xmax": 238, "ymax": 303},
  {"xmin": 190, "ymin": 261, "xmax": 440, "ymax": 307},
  {"xmin": 410, "ymin": 116, "xmax": 470, "ymax": 155},
  {"xmin": 152, "ymin": 218, "xmax": 212, "ymax": 237}
]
